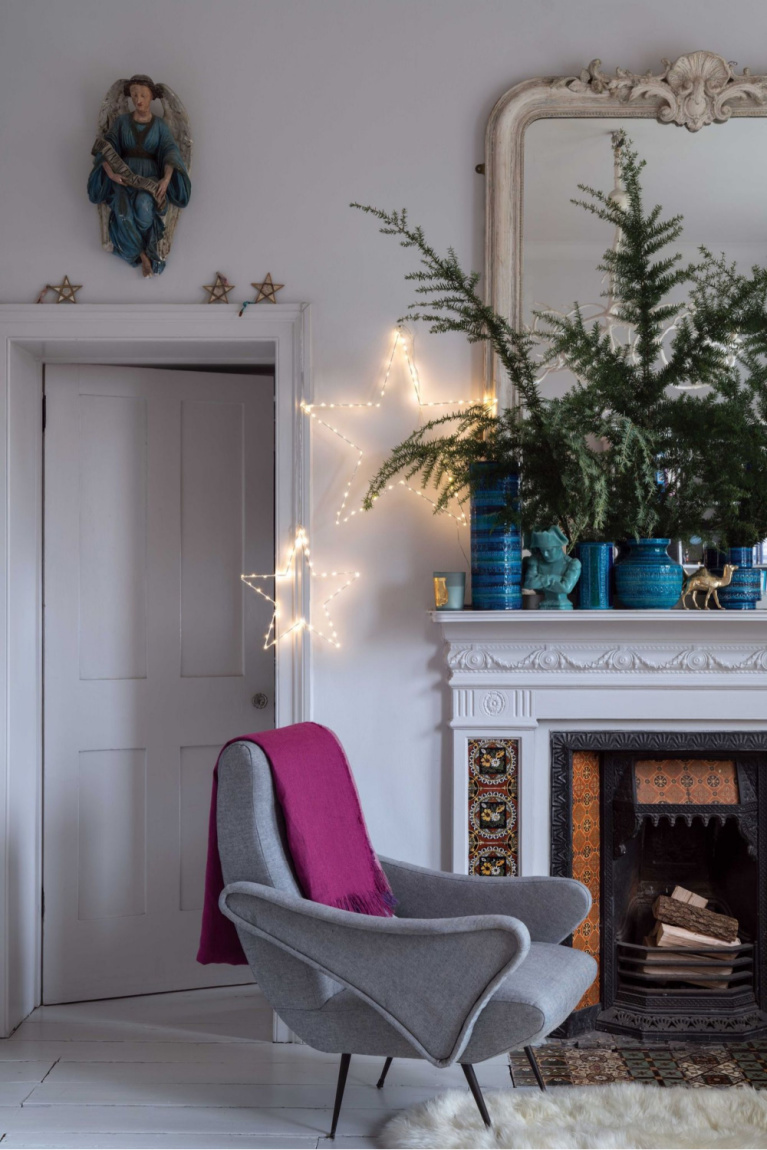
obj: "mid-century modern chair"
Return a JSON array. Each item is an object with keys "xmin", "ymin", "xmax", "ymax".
[{"xmin": 217, "ymin": 738, "xmax": 596, "ymax": 1137}]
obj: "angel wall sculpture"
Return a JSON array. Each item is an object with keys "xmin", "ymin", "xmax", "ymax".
[{"xmin": 88, "ymin": 75, "xmax": 192, "ymax": 276}]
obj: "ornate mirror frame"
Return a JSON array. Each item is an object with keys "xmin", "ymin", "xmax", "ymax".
[{"xmin": 484, "ymin": 51, "xmax": 767, "ymax": 408}]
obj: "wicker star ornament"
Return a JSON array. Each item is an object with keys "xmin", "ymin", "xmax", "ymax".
[
  {"xmin": 38, "ymin": 276, "xmax": 82, "ymax": 304},
  {"xmin": 251, "ymin": 273, "xmax": 284, "ymax": 304},
  {"xmin": 203, "ymin": 272, "xmax": 235, "ymax": 303}
]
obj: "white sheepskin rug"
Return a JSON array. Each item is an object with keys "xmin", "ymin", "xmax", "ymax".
[{"xmin": 378, "ymin": 1082, "xmax": 767, "ymax": 1149}]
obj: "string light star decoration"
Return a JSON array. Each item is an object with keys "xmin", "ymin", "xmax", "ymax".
[
  {"xmin": 301, "ymin": 325, "xmax": 479, "ymax": 525},
  {"xmin": 36, "ymin": 276, "xmax": 82, "ymax": 303},
  {"xmin": 203, "ymin": 272, "xmax": 235, "ymax": 303},
  {"xmin": 242, "ymin": 527, "xmax": 360, "ymax": 650}
]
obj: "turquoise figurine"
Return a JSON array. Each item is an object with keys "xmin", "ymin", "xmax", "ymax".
[{"xmin": 524, "ymin": 526, "xmax": 581, "ymax": 610}]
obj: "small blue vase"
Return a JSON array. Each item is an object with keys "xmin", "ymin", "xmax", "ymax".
[
  {"xmin": 576, "ymin": 542, "xmax": 614, "ymax": 609},
  {"xmin": 614, "ymin": 538, "xmax": 683, "ymax": 609},
  {"xmin": 704, "ymin": 545, "xmax": 760, "ymax": 610},
  {"xmin": 470, "ymin": 464, "xmax": 522, "ymax": 610}
]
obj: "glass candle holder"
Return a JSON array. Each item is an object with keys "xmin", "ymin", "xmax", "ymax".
[{"xmin": 434, "ymin": 571, "xmax": 466, "ymax": 610}]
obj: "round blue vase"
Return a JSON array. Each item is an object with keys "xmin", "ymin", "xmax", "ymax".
[
  {"xmin": 703, "ymin": 545, "xmax": 760, "ymax": 610},
  {"xmin": 614, "ymin": 538, "xmax": 683, "ymax": 609},
  {"xmin": 470, "ymin": 465, "xmax": 522, "ymax": 610},
  {"xmin": 576, "ymin": 542, "xmax": 614, "ymax": 609}
]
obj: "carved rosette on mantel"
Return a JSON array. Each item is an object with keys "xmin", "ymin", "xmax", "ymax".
[{"xmin": 431, "ymin": 610, "xmax": 767, "ymax": 874}]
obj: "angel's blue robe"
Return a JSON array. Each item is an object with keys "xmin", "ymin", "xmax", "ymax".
[{"xmin": 88, "ymin": 114, "xmax": 191, "ymax": 274}]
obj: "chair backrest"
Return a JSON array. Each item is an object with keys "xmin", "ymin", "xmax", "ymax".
[{"xmin": 216, "ymin": 739, "xmax": 341, "ymax": 1011}]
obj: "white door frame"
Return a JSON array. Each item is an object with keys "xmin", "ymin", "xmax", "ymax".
[{"xmin": 0, "ymin": 303, "xmax": 312, "ymax": 1035}]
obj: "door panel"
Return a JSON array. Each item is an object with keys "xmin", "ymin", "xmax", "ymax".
[
  {"xmin": 78, "ymin": 394, "xmax": 148, "ymax": 681},
  {"xmin": 43, "ymin": 365, "xmax": 274, "ymax": 1003},
  {"xmin": 77, "ymin": 748, "xmax": 147, "ymax": 921},
  {"xmin": 180, "ymin": 399, "xmax": 245, "ymax": 678}
]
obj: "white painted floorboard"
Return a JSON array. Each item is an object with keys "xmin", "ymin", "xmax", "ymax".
[{"xmin": 0, "ymin": 986, "xmax": 513, "ymax": 1149}]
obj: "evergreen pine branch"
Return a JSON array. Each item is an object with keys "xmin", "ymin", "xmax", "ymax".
[
  {"xmin": 352, "ymin": 138, "xmax": 767, "ymax": 550},
  {"xmin": 350, "ymin": 203, "xmax": 543, "ymax": 417}
]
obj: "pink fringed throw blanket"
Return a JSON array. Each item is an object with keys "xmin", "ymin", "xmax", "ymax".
[{"xmin": 197, "ymin": 722, "xmax": 395, "ymax": 965}]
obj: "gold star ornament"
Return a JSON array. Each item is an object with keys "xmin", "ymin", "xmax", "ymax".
[
  {"xmin": 39, "ymin": 276, "xmax": 82, "ymax": 304},
  {"xmin": 203, "ymin": 272, "xmax": 235, "ymax": 303},
  {"xmin": 250, "ymin": 273, "xmax": 284, "ymax": 304}
]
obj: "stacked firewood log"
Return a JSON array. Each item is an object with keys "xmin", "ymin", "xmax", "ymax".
[{"xmin": 642, "ymin": 886, "xmax": 740, "ymax": 989}]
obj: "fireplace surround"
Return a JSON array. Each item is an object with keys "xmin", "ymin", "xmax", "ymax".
[
  {"xmin": 550, "ymin": 731, "xmax": 767, "ymax": 1040},
  {"xmin": 432, "ymin": 608, "xmax": 767, "ymax": 1041}
]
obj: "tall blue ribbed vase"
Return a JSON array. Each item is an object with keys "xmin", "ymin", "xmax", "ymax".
[
  {"xmin": 576, "ymin": 542, "xmax": 614, "ymax": 609},
  {"xmin": 704, "ymin": 545, "xmax": 760, "ymax": 610},
  {"xmin": 470, "ymin": 464, "xmax": 521, "ymax": 610}
]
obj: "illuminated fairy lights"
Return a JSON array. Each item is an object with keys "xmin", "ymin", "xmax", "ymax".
[
  {"xmin": 301, "ymin": 326, "xmax": 478, "ymax": 525},
  {"xmin": 241, "ymin": 528, "xmax": 360, "ymax": 650}
]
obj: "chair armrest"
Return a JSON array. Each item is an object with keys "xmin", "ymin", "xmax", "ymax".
[
  {"xmin": 379, "ymin": 856, "xmax": 591, "ymax": 944},
  {"xmin": 220, "ymin": 880, "xmax": 529, "ymax": 1066}
]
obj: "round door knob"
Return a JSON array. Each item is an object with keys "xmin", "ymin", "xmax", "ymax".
[{"xmin": 251, "ymin": 692, "xmax": 269, "ymax": 710}]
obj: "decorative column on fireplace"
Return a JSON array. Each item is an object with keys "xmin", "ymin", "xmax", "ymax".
[{"xmin": 432, "ymin": 608, "xmax": 767, "ymax": 1042}]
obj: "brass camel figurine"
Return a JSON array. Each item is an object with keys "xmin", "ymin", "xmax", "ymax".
[{"xmin": 681, "ymin": 563, "xmax": 738, "ymax": 610}]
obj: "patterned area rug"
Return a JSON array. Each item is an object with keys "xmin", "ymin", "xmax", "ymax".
[{"xmin": 509, "ymin": 1041, "xmax": 767, "ymax": 1088}]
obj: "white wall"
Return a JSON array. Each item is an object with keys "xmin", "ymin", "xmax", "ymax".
[{"xmin": 2, "ymin": 0, "xmax": 767, "ymax": 868}]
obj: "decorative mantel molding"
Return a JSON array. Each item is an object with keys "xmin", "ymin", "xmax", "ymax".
[
  {"xmin": 448, "ymin": 643, "xmax": 767, "ymax": 675},
  {"xmin": 434, "ymin": 610, "xmax": 767, "ymax": 684}
]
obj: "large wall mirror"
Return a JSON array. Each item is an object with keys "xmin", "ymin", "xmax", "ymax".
[{"xmin": 485, "ymin": 51, "xmax": 767, "ymax": 408}]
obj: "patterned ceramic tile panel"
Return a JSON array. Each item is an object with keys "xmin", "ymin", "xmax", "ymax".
[
  {"xmin": 634, "ymin": 759, "xmax": 738, "ymax": 805},
  {"xmin": 468, "ymin": 739, "xmax": 518, "ymax": 876},
  {"xmin": 571, "ymin": 751, "xmax": 601, "ymax": 1008}
]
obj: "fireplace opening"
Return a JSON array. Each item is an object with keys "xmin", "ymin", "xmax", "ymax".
[
  {"xmin": 612, "ymin": 817, "xmax": 758, "ymax": 1027},
  {"xmin": 551, "ymin": 734, "xmax": 767, "ymax": 1041}
]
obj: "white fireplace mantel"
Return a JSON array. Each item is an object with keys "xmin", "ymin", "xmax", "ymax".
[{"xmin": 432, "ymin": 610, "xmax": 767, "ymax": 876}]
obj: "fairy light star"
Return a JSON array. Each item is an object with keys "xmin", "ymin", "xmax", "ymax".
[
  {"xmin": 301, "ymin": 326, "xmax": 476, "ymax": 525},
  {"xmin": 242, "ymin": 528, "xmax": 360, "ymax": 650}
]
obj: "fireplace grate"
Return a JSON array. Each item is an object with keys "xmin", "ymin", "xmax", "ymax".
[{"xmin": 617, "ymin": 939, "xmax": 754, "ymax": 994}]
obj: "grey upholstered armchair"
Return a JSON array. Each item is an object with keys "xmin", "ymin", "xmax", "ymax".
[{"xmin": 217, "ymin": 739, "xmax": 596, "ymax": 1136}]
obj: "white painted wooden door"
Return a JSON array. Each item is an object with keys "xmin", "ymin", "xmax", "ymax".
[{"xmin": 43, "ymin": 365, "xmax": 275, "ymax": 1003}]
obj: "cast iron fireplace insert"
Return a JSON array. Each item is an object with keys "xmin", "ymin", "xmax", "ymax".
[{"xmin": 551, "ymin": 731, "xmax": 767, "ymax": 1041}]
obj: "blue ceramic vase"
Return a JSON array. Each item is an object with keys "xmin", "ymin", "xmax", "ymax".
[
  {"xmin": 470, "ymin": 464, "xmax": 522, "ymax": 610},
  {"xmin": 614, "ymin": 538, "xmax": 683, "ymax": 609},
  {"xmin": 703, "ymin": 546, "xmax": 761, "ymax": 610},
  {"xmin": 576, "ymin": 542, "xmax": 615, "ymax": 609}
]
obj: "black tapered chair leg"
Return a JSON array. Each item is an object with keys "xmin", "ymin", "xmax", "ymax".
[
  {"xmin": 460, "ymin": 1063, "xmax": 492, "ymax": 1129},
  {"xmin": 376, "ymin": 1057, "xmax": 393, "ymax": 1089},
  {"xmin": 524, "ymin": 1044, "xmax": 548, "ymax": 1092},
  {"xmin": 329, "ymin": 1053, "xmax": 351, "ymax": 1139}
]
